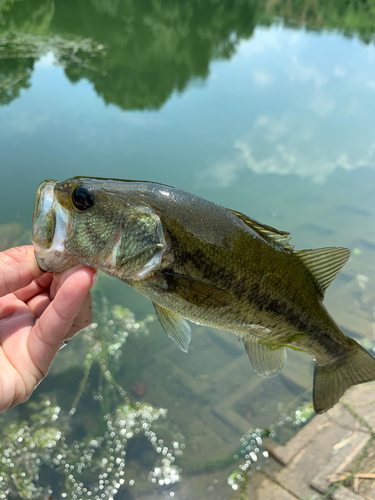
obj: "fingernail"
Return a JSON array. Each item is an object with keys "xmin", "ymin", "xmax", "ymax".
[{"xmin": 91, "ymin": 269, "xmax": 99, "ymax": 289}]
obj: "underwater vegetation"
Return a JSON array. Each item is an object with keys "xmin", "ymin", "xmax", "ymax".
[
  {"xmin": 228, "ymin": 402, "xmax": 314, "ymax": 492},
  {"xmin": 0, "ymin": 296, "xmax": 182, "ymax": 499}
]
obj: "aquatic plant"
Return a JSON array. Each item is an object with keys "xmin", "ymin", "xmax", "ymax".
[
  {"xmin": 228, "ymin": 402, "xmax": 315, "ymax": 492},
  {"xmin": 0, "ymin": 295, "xmax": 182, "ymax": 499},
  {"xmin": 0, "ymin": 398, "xmax": 61, "ymax": 499},
  {"xmin": 58, "ymin": 402, "xmax": 180, "ymax": 499}
]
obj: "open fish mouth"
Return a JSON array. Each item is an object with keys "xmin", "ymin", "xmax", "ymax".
[{"xmin": 32, "ymin": 180, "xmax": 77, "ymax": 272}]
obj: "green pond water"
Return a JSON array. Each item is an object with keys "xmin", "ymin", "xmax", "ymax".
[{"xmin": 1, "ymin": 0, "xmax": 375, "ymax": 498}]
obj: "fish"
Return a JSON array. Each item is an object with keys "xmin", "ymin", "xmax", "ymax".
[{"xmin": 32, "ymin": 177, "xmax": 375, "ymax": 414}]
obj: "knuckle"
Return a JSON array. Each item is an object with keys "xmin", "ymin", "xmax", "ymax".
[
  {"xmin": 5, "ymin": 246, "xmax": 31, "ymax": 262},
  {"xmin": 52, "ymin": 300, "xmax": 76, "ymax": 323}
]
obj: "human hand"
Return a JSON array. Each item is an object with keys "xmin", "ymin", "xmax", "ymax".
[{"xmin": 0, "ymin": 245, "xmax": 97, "ymax": 413}]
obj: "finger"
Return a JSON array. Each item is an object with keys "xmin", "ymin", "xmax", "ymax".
[
  {"xmin": 0, "ymin": 291, "xmax": 30, "ymax": 321},
  {"xmin": 26, "ymin": 292, "xmax": 51, "ymax": 319},
  {"xmin": 49, "ymin": 265, "xmax": 98, "ymax": 301},
  {"xmin": 66, "ymin": 292, "xmax": 93, "ymax": 338},
  {"xmin": 1, "ymin": 273, "xmax": 52, "ymax": 321},
  {"xmin": 0, "ymin": 347, "xmax": 36, "ymax": 412},
  {"xmin": 14, "ymin": 273, "xmax": 53, "ymax": 303},
  {"xmin": 27, "ymin": 266, "xmax": 96, "ymax": 376},
  {"xmin": 0, "ymin": 246, "xmax": 44, "ymax": 298}
]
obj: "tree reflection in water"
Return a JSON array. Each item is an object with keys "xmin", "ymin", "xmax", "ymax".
[{"xmin": 1, "ymin": 0, "xmax": 374, "ymax": 111}]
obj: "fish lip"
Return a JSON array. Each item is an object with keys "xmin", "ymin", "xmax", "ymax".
[
  {"xmin": 32, "ymin": 179, "xmax": 57, "ymax": 231},
  {"xmin": 34, "ymin": 250, "xmax": 49, "ymax": 272},
  {"xmin": 32, "ymin": 179, "xmax": 75, "ymax": 272},
  {"xmin": 34, "ymin": 250, "xmax": 73, "ymax": 273}
]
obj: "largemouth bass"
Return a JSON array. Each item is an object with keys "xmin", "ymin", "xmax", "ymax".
[{"xmin": 32, "ymin": 177, "xmax": 375, "ymax": 413}]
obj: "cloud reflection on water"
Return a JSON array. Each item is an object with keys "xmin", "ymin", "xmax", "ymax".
[
  {"xmin": 200, "ymin": 26, "xmax": 375, "ymax": 186},
  {"xmin": 202, "ymin": 114, "xmax": 375, "ymax": 186}
]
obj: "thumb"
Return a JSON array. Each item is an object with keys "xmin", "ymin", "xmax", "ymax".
[{"xmin": 27, "ymin": 265, "xmax": 97, "ymax": 377}]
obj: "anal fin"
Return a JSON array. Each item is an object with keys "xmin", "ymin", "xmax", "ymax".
[
  {"xmin": 243, "ymin": 339, "xmax": 286, "ymax": 378},
  {"xmin": 153, "ymin": 303, "xmax": 191, "ymax": 353}
]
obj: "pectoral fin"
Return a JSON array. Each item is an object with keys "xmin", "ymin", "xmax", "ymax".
[
  {"xmin": 243, "ymin": 339, "xmax": 286, "ymax": 377},
  {"xmin": 153, "ymin": 303, "xmax": 191, "ymax": 353},
  {"xmin": 164, "ymin": 271, "xmax": 231, "ymax": 308}
]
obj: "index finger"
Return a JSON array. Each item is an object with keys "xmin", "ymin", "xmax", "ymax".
[{"xmin": 0, "ymin": 246, "xmax": 44, "ymax": 298}]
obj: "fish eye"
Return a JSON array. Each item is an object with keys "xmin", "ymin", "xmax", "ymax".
[{"xmin": 72, "ymin": 185, "xmax": 94, "ymax": 211}]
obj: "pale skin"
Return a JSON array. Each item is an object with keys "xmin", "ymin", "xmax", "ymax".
[{"xmin": 0, "ymin": 245, "xmax": 97, "ymax": 413}]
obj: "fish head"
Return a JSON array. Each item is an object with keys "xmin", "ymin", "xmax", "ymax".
[{"xmin": 32, "ymin": 177, "xmax": 167, "ymax": 278}]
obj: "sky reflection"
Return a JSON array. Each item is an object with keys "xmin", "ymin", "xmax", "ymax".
[
  {"xmin": 200, "ymin": 26, "xmax": 375, "ymax": 186},
  {"xmin": 1, "ymin": 24, "xmax": 375, "ymax": 226}
]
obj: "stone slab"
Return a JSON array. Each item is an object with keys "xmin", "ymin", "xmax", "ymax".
[
  {"xmin": 254, "ymin": 476, "xmax": 298, "ymax": 500},
  {"xmin": 311, "ymin": 383, "xmax": 375, "ymax": 500},
  {"xmin": 266, "ymin": 404, "xmax": 356, "ymax": 499},
  {"xmin": 258, "ymin": 383, "xmax": 375, "ymax": 500},
  {"xmin": 265, "ymin": 413, "xmax": 328, "ymax": 466},
  {"xmin": 311, "ymin": 434, "xmax": 369, "ymax": 494},
  {"xmin": 332, "ymin": 486, "xmax": 365, "ymax": 500}
]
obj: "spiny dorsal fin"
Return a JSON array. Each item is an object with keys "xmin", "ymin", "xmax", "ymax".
[
  {"xmin": 229, "ymin": 209, "xmax": 294, "ymax": 251},
  {"xmin": 295, "ymin": 247, "xmax": 350, "ymax": 295},
  {"xmin": 153, "ymin": 303, "xmax": 191, "ymax": 352}
]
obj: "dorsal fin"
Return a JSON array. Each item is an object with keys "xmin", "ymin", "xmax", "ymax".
[
  {"xmin": 229, "ymin": 209, "xmax": 294, "ymax": 251},
  {"xmin": 295, "ymin": 247, "xmax": 350, "ymax": 295}
]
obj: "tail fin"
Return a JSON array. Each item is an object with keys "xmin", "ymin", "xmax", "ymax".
[{"xmin": 313, "ymin": 340, "xmax": 375, "ymax": 414}]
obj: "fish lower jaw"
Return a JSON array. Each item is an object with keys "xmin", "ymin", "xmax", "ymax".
[
  {"xmin": 33, "ymin": 233, "xmax": 70, "ymax": 272},
  {"xmin": 32, "ymin": 184, "xmax": 73, "ymax": 272},
  {"xmin": 33, "ymin": 240, "xmax": 66, "ymax": 259},
  {"xmin": 34, "ymin": 248, "xmax": 78, "ymax": 273}
]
